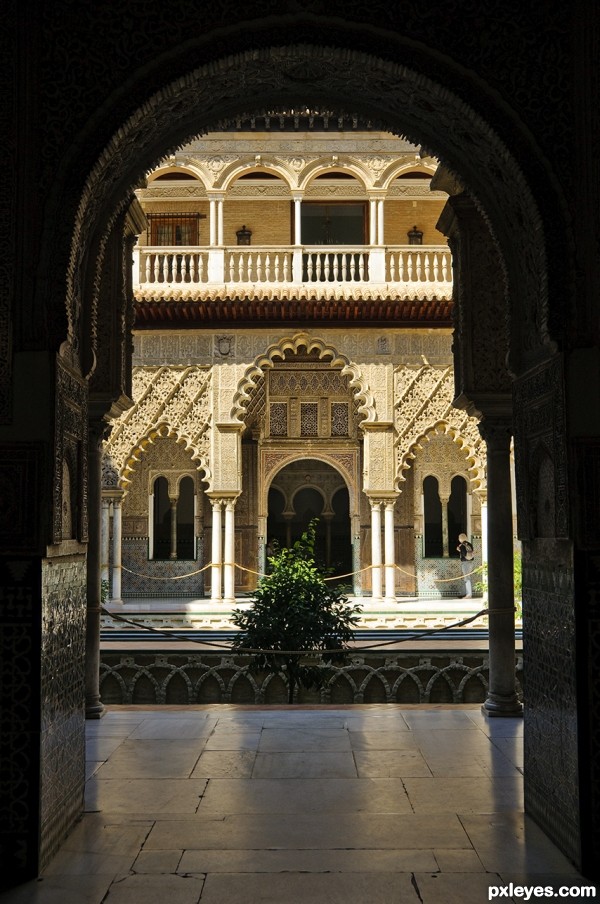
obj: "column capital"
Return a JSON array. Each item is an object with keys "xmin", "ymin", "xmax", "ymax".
[{"xmin": 478, "ymin": 417, "xmax": 513, "ymax": 450}]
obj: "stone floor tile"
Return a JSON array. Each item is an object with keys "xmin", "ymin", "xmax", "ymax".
[
  {"xmin": 257, "ymin": 727, "xmax": 352, "ymax": 751},
  {"xmin": 203, "ymin": 730, "xmax": 261, "ymax": 750},
  {"xmin": 403, "ymin": 775, "xmax": 523, "ymax": 813},
  {"xmin": 101, "ymin": 873, "xmax": 205, "ymax": 903},
  {"xmin": 459, "ymin": 812, "xmax": 580, "ymax": 874},
  {"xmin": 0, "ymin": 876, "xmax": 112, "ymax": 904},
  {"xmin": 197, "ymin": 871, "xmax": 418, "ymax": 903},
  {"xmin": 41, "ymin": 849, "xmax": 138, "ymax": 878},
  {"xmin": 354, "ymin": 748, "xmax": 431, "ymax": 777},
  {"xmin": 95, "ymin": 739, "xmax": 204, "ymax": 779},
  {"xmin": 423, "ymin": 749, "xmax": 520, "ymax": 777},
  {"xmin": 190, "ymin": 749, "xmax": 256, "ymax": 778},
  {"xmin": 465, "ymin": 710, "xmax": 524, "ymax": 737},
  {"xmin": 179, "ymin": 848, "xmax": 438, "ymax": 873},
  {"xmin": 144, "ymin": 812, "xmax": 471, "ymax": 851},
  {"xmin": 252, "ymin": 750, "xmax": 357, "ymax": 778},
  {"xmin": 132, "ymin": 850, "xmax": 184, "ymax": 873},
  {"xmin": 432, "ymin": 849, "xmax": 486, "ymax": 872},
  {"xmin": 85, "ymin": 736, "xmax": 126, "ymax": 760},
  {"xmin": 198, "ymin": 777, "xmax": 412, "ymax": 815},
  {"xmin": 402, "ymin": 710, "xmax": 481, "ymax": 730},
  {"xmin": 412, "ymin": 871, "xmax": 506, "ymax": 903},
  {"xmin": 348, "ymin": 729, "xmax": 419, "ymax": 749},
  {"xmin": 128, "ymin": 717, "xmax": 217, "ymax": 739},
  {"xmin": 57, "ymin": 817, "xmax": 154, "ymax": 856},
  {"xmin": 490, "ymin": 735, "xmax": 524, "ymax": 767},
  {"xmin": 86, "ymin": 777, "xmax": 208, "ymax": 814}
]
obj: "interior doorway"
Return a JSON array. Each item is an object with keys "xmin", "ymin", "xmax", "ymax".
[{"xmin": 267, "ymin": 460, "xmax": 352, "ymax": 579}]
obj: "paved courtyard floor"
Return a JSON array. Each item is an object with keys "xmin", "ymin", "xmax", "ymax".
[{"xmin": 0, "ymin": 705, "xmax": 593, "ymax": 904}]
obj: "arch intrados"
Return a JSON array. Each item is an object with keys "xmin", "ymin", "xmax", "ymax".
[
  {"xmin": 381, "ymin": 160, "xmax": 438, "ymax": 190},
  {"xmin": 300, "ymin": 162, "xmax": 370, "ymax": 191},
  {"xmin": 61, "ymin": 42, "xmax": 563, "ymax": 374},
  {"xmin": 219, "ymin": 160, "xmax": 293, "ymax": 191},
  {"xmin": 147, "ymin": 164, "xmax": 205, "ymax": 185},
  {"xmin": 265, "ymin": 454, "xmax": 351, "ymax": 499}
]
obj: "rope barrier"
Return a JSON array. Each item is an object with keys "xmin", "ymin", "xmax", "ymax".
[
  {"xmin": 119, "ymin": 559, "xmax": 483, "ymax": 584},
  {"xmin": 100, "ymin": 605, "xmax": 496, "ymax": 654}
]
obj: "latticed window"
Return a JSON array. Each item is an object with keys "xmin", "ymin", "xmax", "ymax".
[
  {"xmin": 147, "ymin": 213, "xmax": 202, "ymax": 245},
  {"xmin": 269, "ymin": 402, "xmax": 288, "ymax": 436},
  {"xmin": 300, "ymin": 403, "xmax": 319, "ymax": 436},
  {"xmin": 331, "ymin": 402, "xmax": 349, "ymax": 436}
]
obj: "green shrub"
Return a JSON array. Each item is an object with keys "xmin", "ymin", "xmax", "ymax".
[{"xmin": 231, "ymin": 522, "xmax": 361, "ymax": 703}]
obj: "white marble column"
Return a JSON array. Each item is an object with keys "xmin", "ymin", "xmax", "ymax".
[
  {"xmin": 440, "ymin": 493, "xmax": 450, "ymax": 556},
  {"xmin": 479, "ymin": 419, "xmax": 522, "ymax": 717},
  {"xmin": 384, "ymin": 499, "xmax": 396, "ymax": 601},
  {"xmin": 223, "ymin": 499, "xmax": 236, "ymax": 603},
  {"xmin": 370, "ymin": 501, "xmax": 382, "ymax": 601},
  {"xmin": 111, "ymin": 497, "xmax": 123, "ymax": 605},
  {"xmin": 369, "ymin": 199, "xmax": 377, "ymax": 245},
  {"xmin": 294, "ymin": 196, "xmax": 302, "ymax": 244},
  {"xmin": 100, "ymin": 498, "xmax": 110, "ymax": 584},
  {"xmin": 217, "ymin": 197, "xmax": 224, "ymax": 246},
  {"xmin": 211, "ymin": 499, "xmax": 222, "ymax": 601},
  {"xmin": 377, "ymin": 198, "xmax": 385, "ymax": 244},
  {"xmin": 209, "ymin": 198, "xmax": 216, "ymax": 246}
]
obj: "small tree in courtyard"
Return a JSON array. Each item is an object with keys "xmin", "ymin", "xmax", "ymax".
[{"xmin": 231, "ymin": 522, "xmax": 361, "ymax": 703}]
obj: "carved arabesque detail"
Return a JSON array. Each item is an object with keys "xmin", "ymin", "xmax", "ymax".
[
  {"xmin": 232, "ymin": 331, "xmax": 376, "ymax": 424},
  {"xmin": 394, "ymin": 364, "xmax": 484, "ymax": 489},
  {"xmin": 103, "ymin": 365, "xmax": 211, "ymax": 488}
]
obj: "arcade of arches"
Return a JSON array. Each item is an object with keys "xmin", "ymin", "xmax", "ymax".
[{"xmin": 2, "ymin": 4, "xmax": 600, "ymax": 890}]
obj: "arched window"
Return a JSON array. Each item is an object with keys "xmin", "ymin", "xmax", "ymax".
[
  {"xmin": 152, "ymin": 476, "xmax": 170, "ymax": 560},
  {"xmin": 448, "ymin": 475, "xmax": 468, "ymax": 555},
  {"xmin": 177, "ymin": 476, "xmax": 195, "ymax": 559},
  {"xmin": 423, "ymin": 475, "xmax": 443, "ymax": 557}
]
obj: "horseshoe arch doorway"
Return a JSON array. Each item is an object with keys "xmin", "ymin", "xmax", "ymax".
[{"xmin": 267, "ymin": 460, "xmax": 353, "ymax": 583}]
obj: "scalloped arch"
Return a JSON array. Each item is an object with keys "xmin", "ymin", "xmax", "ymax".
[
  {"xmin": 118, "ymin": 423, "xmax": 211, "ymax": 491},
  {"xmin": 231, "ymin": 331, "xmax": 376, "ymax": 423},
  {"xmin": 396, "ymin": 420, "xmax": 485, "ymax": 491}
]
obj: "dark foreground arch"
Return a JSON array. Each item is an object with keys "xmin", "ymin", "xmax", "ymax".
[{"xmin": 2, "ymin": 3, "xmax": 598, "ymax": 887}]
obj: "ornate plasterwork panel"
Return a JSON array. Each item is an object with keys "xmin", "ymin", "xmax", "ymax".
[
  {"xmin": 394, "ymin": 364, "xmax": 485, "ymax": 489},
  {"xmin": 231, "ymin": 331, "xmax": 376, "ymax": 425},
  {"xmin": 103, "ymin": 365, "xmax": 211, "ymax": 488}
]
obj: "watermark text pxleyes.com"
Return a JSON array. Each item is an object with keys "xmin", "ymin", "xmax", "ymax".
[{"xmin": 489, "ymin": 884, "xmax": 596, "ymax": 900}]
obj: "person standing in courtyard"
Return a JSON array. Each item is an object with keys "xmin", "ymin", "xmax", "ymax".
[{"xmin": 457, "ymin": 532, "xmax": 474, "ymax": 598}]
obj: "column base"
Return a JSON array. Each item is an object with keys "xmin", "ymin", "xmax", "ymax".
[
  {"xmin": 85, "ymin": 700, "xmax": 106, "ymax": 719},
  {"xmin": 107, "ymin": 598, "xmax": 124, "ymax": 608},
  {"xmin": 481, "ymin": 694, "xmax": 523, "ymax": 718}
]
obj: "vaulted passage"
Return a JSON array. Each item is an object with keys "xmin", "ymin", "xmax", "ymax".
[{"xmin": 3, "ymin": 6, "xmax": 600, "ymax": 893}]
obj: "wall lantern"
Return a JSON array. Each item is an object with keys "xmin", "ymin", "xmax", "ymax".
[
  {"xmin": 407, "ymin": 225, "xmax": 423, "ymax": 245},
  {"xmin": 236, "ymin": 225, "xmax": 252, "ymax": 245}
]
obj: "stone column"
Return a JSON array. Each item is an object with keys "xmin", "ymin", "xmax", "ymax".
[
  {"xmin": 86, "ymin": 425, "xmax": 105, "ymax": 719},
  {"xmin": 352, "ymin": 513, "xmax": 362, "ymax": 596},
  {"xmin": 211, "ymin": 499, "xmax": 222, "ymax": 601},
  {"xmin": 223, "ymin": 498, "xmax": 236, "ymax": 603},
  {"xmin": 384, "ymin": 498, "xmax": 396, "ymax": 601},
  {"xmin": 100, "ymin": 497, "xmax": 110, "ymax": 583},
  {"xmin": 111, "ymin": 495, "xmax": 123, "ymax": 604},
  {"xmin": 169, "ymin": 498, "xmax": 178, "ymax": 559},
  {"xmin": 209, "ymin": 198, "xmax": 216, "ymax": 246},
  {"xmin": 440, "ymin": 492, "xmax": 450, "ymax": 556},
  {"xmin": 370, "ymin": 500, "xmax": 382, "ymax": 600},
  {"xmin": 479, "ymin": 418, "xmax": 522, "ymax": 716}
]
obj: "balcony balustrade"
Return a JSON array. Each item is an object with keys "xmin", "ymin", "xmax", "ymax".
[{"xmin": 133, "ymin": 244, "xmax": 453, "ymax": 297}]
